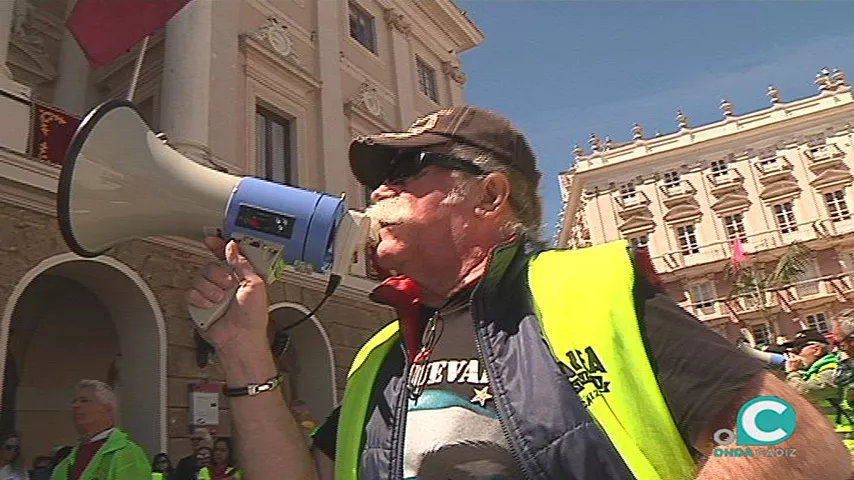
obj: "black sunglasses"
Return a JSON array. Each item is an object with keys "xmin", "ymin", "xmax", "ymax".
[
  {"xmin": 3, "ymin": 444, "xmax": 18, "ymax": 451},
  {"xmin": 383, "ymin": 150, "xmax": 486, "ymax": 186}
]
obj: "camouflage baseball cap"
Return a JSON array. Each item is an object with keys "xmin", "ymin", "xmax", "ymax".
[{"xmin": 349, "ymin": 106, "xmax": 541, "ymax": 190}]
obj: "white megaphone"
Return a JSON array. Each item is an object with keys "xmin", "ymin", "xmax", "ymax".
[{"xmin": 57, "ymin": 100, "xmax": 370, "ymax": 331}]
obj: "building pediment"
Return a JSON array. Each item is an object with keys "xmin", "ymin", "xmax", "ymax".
[
  {"xmin": 617, "ymin": 215, "xmax": 656, "ymax": 234},
  {"xmin": 759, "ymin": 180, "xmax": 801, "ymax": 203},
  {"xmin": 710, "ymin": 193, "xmax": 751, "ymax": 214},
  {"xmin": 663, "ymin": 203, "xmax": 702, "ymax": 224},
  {"xmin": 810, "ymin": 167, "xmax": 853, "ymax": 190}
]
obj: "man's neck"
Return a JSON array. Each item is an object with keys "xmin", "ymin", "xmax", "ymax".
[
  {"xmin": 416, "ymin": 247, "xmax": 492, "ymax": 307},
  {"xmin": 80, "ymin": 424, "xmax": 114, "ymax": 442}
]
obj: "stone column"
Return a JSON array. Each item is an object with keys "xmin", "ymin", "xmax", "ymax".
[
  {"xmin": 160, "ymin": 0, "xmax": 214, "ymax": 166},
  {"xmin": 316, "ymin": 0, "xmax": 348, "ymax": 197},
  {"xmin": 0, "ymin": 0, "xmax": 14, "ymax": 78},
  {"xmin": 385, "ymin": 8, "xmax": 414, "ymax": 128},
  {"xmin": 53, "ymin": 0, "xmax": 91, "ymax": 116}
]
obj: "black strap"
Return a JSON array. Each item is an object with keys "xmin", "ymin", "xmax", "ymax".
[{"xmin": 223, "ymin": 374, "xmax": 284, "ymax": 398}]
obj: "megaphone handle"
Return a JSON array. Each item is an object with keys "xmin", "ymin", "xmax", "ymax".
[
  {"xmin": 189, "ymin": 282, "xmax": 238, "ymax": 331},
  {"xmin": 187, "ymin": 240, "xmax": 282, "ymax": 332}
]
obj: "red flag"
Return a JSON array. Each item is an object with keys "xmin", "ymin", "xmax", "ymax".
[
  {"xmin": 66, "ymin": 0, "xmax": 192, "ymax": 68},
  {"xmin": 732, "ymin": 236, "xmax": 746, "ymax": 271}
]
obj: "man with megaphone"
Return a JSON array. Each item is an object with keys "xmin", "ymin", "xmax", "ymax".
[{"xmin": 186, "ymin": 107, "xmax": 849, "ymax": 479}]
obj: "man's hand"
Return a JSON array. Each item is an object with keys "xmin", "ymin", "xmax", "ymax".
[
  {"xmin": 785, "ymin": 355, "xmax": 804, "ymax": 373},
  {"xmin": 186, "ymin": 237, "xmax": 270, "ymax": 353},
  {"xmin": 186, "ymin": 237, "xmax": 319, "ymax": 480}
]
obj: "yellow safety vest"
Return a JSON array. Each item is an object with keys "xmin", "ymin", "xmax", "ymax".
[
  {"xmin": 334, "ymin": 240, "xmax": 696, "ymax": 479},
  {"xmin": 195, "ymin": 466, "xmax": 242, "ymax": 480}
]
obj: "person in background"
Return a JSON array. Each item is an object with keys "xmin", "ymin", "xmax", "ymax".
[
  {"xmin": 50, "ymin": 379, "xmax": 150, "ymax": 480},
  {"xmin": 29, "ymin": 457, "xmax": 53, "ymax": 480},
  {"xmin": 173, "ymin": 429, "xmax": 211, "ymax": 480},
  {"xmin": 151, "ymin": 453, "xmax": 173, "ymax": 480},
  {"xmin": 0, "ymin": 433, "xmax": 28, "ymax": 480},
  {"xmin": 49, "ymin": 447, "xmax": 71, "ymax": 475},
  {"xmin": 191, "ymin": 448, "xmax": 211, "ymax": 477},
  {"xmin": 196, "ymin": 438, "xmax": 241, "ymax": 480}
]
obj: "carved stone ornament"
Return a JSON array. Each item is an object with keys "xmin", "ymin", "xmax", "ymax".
[
  {"xmin": 441, "ymin": 61, "xmax": 467, "ymax": 86},
  {"xmin": 676, "ymin": 110, "xmax": 689, "ymax": 129},
  {"xmin": 767, "ymin": 85, "xmax": 780, "ymax": 104},
  {"xmin": 10, "ymin": 0, "xmax": 57, "ymax": 79},
  {"xmin": 348, "ymin": 81, "xmax": 383, "ymax": 118},
  {"xmin": 588, "ymin": 133, "xmax": 601, "ymax": 152},
  {"xmin": 601, "ymin": 136, "xmax": 613, "ymax": 151},
  {"xmin": 816, "ymin": 67, "xmax": 832, "ymax": 91},
  {"xmin": 573, "ymin": 144, "xmax": 584, "ymax": 159},
  {"xmin": 384, "ymin": 8, "xmax": 411, "ymax": 34},
  {"xmin": 249, "ymin": 17, "xmax": 302, "ymax": 67},
  {"xmin": 631, "ymin": 123, "xmax": 644, "ymax": 141},
  {"xmin": 720, "ymin": 98, "xmax": 733, "ymax": 117},
  {"xmin": 832, "ymin": 67, "xmax": 847, "ymax": 88}
]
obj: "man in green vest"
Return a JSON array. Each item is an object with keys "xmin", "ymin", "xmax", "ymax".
[
  {"xmin": 831, "ymin": 310, "xmax": 854, "ymax": 451},
  {"xmin": 50, "ymin": 379, "xmax": 150, "ymax": 480},
  {"xmin": 187, "ymin": 106, "xmax": 851, "ymax": 479}
]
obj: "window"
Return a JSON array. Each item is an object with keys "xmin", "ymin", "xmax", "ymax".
[
  {"xmin": 795, "ymin": 259, "xmax": 820, "ymax": 297},
  {"xmin": 825, "ymin": 189, "xmax": 851, "ymax": 222},
  {"xmin": 689, "ymin": 282, "xmax": 716, "ymax": 316},
  {"xmin": 749, "ymin": 323, "xmax": 773, "ymax": 347},
  {"xmin": 676, "ymin": 224, "xmax": 700, "ymax": 255},
  {"xmin": 805, "ymin": 312, "xmax": 830, "ymax": 333},
  {"xmin": 256, "ymin": 107, "xmax": 292, "ymax": 184},
  {"xmin": 722, "ymin": 214, "xmax": 748, "ymax": 243},
  {"xmin": 710, "ymin": 159, "xmax": 729, "ymax": 177},
  {"xmin": 349, "ymin": 2, "xmax": 376, "ymax": 53},
  {"xmin": 416, "ymin": 57, "xmax": 438, "ymax": 103},
  {"xmin": 772, "ymin": 201, "xmax": 798, "ymax": 233},
  {"xmin": 619, "ymin": 181, "xmax": 638, "ymax": 205},
  {"xmin": 629, "ymin": 235, "xmax": 649, "ymax": 249},
  {"xmin": 663, "ymin": 170, "xmax": 681, "ymax": 188}
]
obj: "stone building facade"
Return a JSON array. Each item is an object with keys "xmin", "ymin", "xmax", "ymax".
[
  {"xmin": 0, "ymin": 0, "xmax": 482, "ymax": 467},
  {"xmin": 556, "ymin": 69, "xmax": 854, "ymax": 349}
]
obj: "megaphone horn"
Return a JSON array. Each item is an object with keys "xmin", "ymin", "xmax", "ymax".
[{"xmin": 58, "ymin": 100, "xmax": 369, "ymax": 331}]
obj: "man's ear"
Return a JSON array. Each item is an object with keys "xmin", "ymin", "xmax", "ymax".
[{"xmin": 475, "ymin": 172, "xmax": 511, "ymax": 217}]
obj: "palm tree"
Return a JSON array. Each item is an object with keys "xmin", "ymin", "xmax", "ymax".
[{"xmin": 725, "ymin": 241, "xmax": 810, "ymax": 346}]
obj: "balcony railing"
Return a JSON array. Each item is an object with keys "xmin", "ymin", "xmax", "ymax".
[
  {"xmin": 660, "ymin": 180, "xmax": 696, "ymax": 204},
  {"xmin": 753, "ymin": 156, "xmax": 792, "ymax": 182},
  {"xmin": 683, "ymin": 274, "xmax": 848, "ymax": 321},
  {"xmin": 805, "ymin": 143, "xmax": 844, "ymax": 164},
  {"xmin": 614, "ymin": 190, "xmax": 650, "ymax": 212},
  {"xmin": 650, "ymin": 218, "xmax": 845, "ymax": 274},
  {"xmin": 706, "ymin": 168, "xmax": 743, "ymax": 194}
]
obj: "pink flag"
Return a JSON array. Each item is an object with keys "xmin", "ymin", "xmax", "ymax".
[{"xmin": 732, "ymin": 236, "xmax": 746, "ymax": 271}]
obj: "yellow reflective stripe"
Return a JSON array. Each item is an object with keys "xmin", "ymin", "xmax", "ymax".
[
  {"xmin": 348, "ymin": 321, "xmax": 399, "ymax": 378},
  {"xmin": 529, "ymin": 241, "xmax": 695, "ymax": 480},
  {"xmin": 336, "ymin": 320, "xmax": 400, "ymax": 480}
]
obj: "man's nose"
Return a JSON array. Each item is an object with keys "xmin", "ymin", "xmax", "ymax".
[{"xmin": 371, "ymin": 183, "xmax": 400, "ymax": 203}]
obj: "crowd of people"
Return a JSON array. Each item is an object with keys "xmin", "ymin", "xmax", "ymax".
[{"xmin": 1, "ymin": 380, "xmax": 243, "ymax": 480}]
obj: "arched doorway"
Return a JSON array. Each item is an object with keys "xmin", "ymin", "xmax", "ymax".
[
  {"xmin": 268, "ymin": 303, "xmax": 336, "ymax": 435},
  {"xmin": 0, "ymin": 254, "xmax": 166, "ymax": 466}
]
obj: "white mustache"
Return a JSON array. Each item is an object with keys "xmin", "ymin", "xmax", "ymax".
[{"xmin": 364, "ymin": 198, "xmax": 412, "ymax": 244}]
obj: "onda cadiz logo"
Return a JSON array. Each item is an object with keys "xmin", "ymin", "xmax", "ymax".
[{"xmin": 713, "ymin": 396, "xmax": 797, "ymax": 458}]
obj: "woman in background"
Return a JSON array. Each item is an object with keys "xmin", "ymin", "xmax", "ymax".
[
  {"xmin": 195, "ymin": 438, "xmax": 241, "ymax": 480},
  {"xmin": 0, "ymin": 433, "xmax": 28, "ymax": 480}
]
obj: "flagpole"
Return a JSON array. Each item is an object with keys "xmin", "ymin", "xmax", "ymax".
[{"xmin": 126, "ymin": 35, "xmax": 150, "ymax": 101}]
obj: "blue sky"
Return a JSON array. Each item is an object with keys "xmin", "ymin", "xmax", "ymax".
[{"xmin": 457, "ymin": 1, "xmax": 854, "ymax": 244}]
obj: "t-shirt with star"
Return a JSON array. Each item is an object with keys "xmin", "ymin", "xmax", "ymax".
[
  {"xmin": 311, "ymin": 261, "xmax": 765, "ymax": 477},
  {"xmin": 401, "ymin": 292, "xmax": 522, "ymax": 479}
]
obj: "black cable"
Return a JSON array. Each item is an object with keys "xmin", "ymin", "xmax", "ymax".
[{"xmin": 271, "ymin": 274, "xmax": 343, "ymax": 357}]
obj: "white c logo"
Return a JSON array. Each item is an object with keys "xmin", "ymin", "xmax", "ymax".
[{"xmin": 740, "ymin": 399, "xmax": 788, "ymax": 443}]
